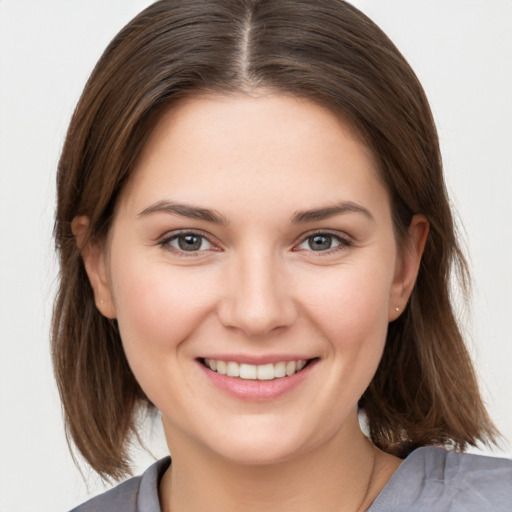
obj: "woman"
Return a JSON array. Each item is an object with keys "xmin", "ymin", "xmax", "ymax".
[{"xmin": 52, "ymin": 1, "xmax": 512, "ymax": 510}]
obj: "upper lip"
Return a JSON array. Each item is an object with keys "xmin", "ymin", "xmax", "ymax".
[{"xmin": 198, "ymin": 354, "xmax": 317, "ymax": 365}]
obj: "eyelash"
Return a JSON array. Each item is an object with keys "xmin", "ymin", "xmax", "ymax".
[
  {"xmin": 158, "ymin": 230, "xmax": 217, "ymax": 257},
  {"xmin": 157, "ymin": 230, "xmax": 353, "ymax": 256},
  {"xmin": 294, "ymin": 231, "xmax": 353, "ymax": 255}
]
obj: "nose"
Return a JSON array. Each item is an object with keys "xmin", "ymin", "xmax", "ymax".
[{"xmin": 217, "ymin": 249, "xmax": 297, "ymax": 338}]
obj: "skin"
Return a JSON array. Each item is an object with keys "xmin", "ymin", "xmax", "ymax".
[{"xmin": 74, "ymin": 93, "xmax": 428, "ymax": 511}]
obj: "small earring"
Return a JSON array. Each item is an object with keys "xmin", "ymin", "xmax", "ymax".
[
  {"xmin": 395, "ymin": 306, "xmax": 400, "ymax": 312},
  {"xmin": 97, "ymin": 299, "xmax": 104, "ymax": 305}
]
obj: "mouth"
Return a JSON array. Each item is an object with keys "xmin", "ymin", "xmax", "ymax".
[{"xmin": 200, "ymin": 358, "xmax": 317, "ymax": 381}]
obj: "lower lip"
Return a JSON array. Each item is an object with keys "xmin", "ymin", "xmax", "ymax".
[{"xmin": 198, "ymin": 360, "xmax": 317, "ymax": 401}]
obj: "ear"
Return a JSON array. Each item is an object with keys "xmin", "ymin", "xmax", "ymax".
[
  {"xmin": 71, "ymin": 216, "xmax": 117, "ymax": 319},
  {"xmin": 389, "ymin": 214, "xmax": 429, "ymax": 321}
]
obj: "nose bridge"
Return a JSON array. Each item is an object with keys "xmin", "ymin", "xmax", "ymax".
[{"xmin": 219, "ymin": 245, "xmax": 296, "ymax": 336}]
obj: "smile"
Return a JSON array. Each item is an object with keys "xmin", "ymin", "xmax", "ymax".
[{"xmin": 202, "ymin": 358, "xmax": 309, "ymax": 380}]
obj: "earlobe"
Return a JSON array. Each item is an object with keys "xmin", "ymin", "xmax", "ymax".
[
  {"xmin": 389, "ymin": 214, "xmax": 429, "ymax": 321},
  {"xmin": 71, "ymin": 216, "xmax": 117, "ymax": 319}
]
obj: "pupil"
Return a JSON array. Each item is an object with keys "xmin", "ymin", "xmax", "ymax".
[
  {"xmin": 309, "ymin": 235, "xmax": 331, "ymax": 251},
  {"xmin": 178, "ymin": 235, "xmax": 201, "ymax": 251}
]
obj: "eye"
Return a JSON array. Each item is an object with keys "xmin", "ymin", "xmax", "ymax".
[
  {"xmin": 295, "ymin": 232, "xmax": 351, "ymax": 253},
  {"xmin": 161, "ymin": 232, "xmax": 213, "ymax": 253}
]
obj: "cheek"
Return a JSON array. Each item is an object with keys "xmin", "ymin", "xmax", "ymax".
[
  {"xmin": 294, "ymin": 252, "xmax": 395, "ymax": 392},
  {"xmin": 309, "ymin": 269, "xmax": 394, "ymax": 411},
  {"xmin": 301, "ymin": 265, "xmax": 393, "ymax": 338},
  {"xmin": 110, "ymin": 257, "xmax": 216, "ymax": 361}
]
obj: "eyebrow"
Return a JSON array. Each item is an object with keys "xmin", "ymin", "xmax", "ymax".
[
  {"xmin": 291, "ymin": 201, "xmax": 374, "ymax": 224},
  {"xmin": 138, "ymin": 199, "xmax": 373, "ymax": 226},
  {"xmin": 138, "ymin": 200, "xmax": 229, "ymax": 225}
]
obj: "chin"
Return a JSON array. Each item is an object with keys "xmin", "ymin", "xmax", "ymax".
[
  {"xmin": 190, "ymin": 413, "xmax": 344, "ymax": 467},
  {"xmin": 212, "ymin": 438, "xmax": 308, "ymax": 467}
]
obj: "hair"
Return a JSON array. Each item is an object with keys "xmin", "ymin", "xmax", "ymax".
[{"xmin": 52, "ymin": 0, "xmax": 497, "ymax": 480}]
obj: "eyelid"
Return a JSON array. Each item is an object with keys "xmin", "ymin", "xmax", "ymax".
[
  {"xmin": 158, "ymin": 229, "xmax": 220, "ymax": 255},
  {"xmin": 156, "ymin": 228, "xmax": 353, "ymax": 256},
  {"xmin": 293, "ymin": 229, "xmax": 353, "ymax": 254}
]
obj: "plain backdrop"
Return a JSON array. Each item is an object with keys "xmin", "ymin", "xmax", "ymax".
[{"xmin": 1, "ymin": 1, "xmax": 511, "ymax": 511}]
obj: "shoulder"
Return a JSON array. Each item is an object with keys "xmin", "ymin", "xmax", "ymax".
[
  {"xmin": 369, "ymin": 446, "xmax": 512, "ymax": 512},
  {"xmin": 69, "ymin": 457, "xmax": 171, "ymax": 512}
]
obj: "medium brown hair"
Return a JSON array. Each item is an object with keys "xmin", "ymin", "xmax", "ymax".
[{"xmin": 53, "ymin": 0, "xmax": 497, "ymax": 480}]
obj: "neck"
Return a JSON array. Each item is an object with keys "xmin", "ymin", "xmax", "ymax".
[{"xmin": 159, "ymin": 417, "xmax": 400, "ymax": 512}]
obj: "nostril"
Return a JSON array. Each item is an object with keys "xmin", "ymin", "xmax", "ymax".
[{"xmin": 217, "ymin": 298, "xmax": 298, "ymax": 337}]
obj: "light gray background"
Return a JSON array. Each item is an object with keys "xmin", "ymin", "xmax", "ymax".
[{"xmin": 1, "ymin": 1, "xmax": 511, "ymax": 511}]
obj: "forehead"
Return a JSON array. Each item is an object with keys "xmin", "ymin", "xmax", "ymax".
[{"xmin": 118, "ymin": 93, "xmax": 388, "ymax": 220}]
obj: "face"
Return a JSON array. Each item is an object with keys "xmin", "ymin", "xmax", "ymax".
[{"xmin": 82, "ymin": 93, "xmax": 425, "ymax": 465}]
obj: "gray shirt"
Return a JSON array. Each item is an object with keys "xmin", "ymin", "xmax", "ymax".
[{"xmin": 70, "ymin": 447, "xmax": 512, "ymax": 511}]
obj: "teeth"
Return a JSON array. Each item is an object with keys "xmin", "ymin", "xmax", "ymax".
[
  {"xmin": 285, "ymin": 361, "xmax": 296, "ymax": 376},
  {"xmin": 257, "ymin": 363, "xmax": 274, "ymax": 380},
  {"xmin": 204, "ymin": 359, "xmax": 308, "ymax": 380},
  {"xmin": 216, "ymin": 360, "xmax": 227, "ymax": 375},
  {"xmin": 226, "ymin": 361, "xmax": 239, "ymax": 377},
  {"xmin": 274, "ymin": 361, "xmax": 286, "ymax": 378},
  {"xmin": 240, "ymin": 363, "xmax": 257, "ymax": 379}
]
